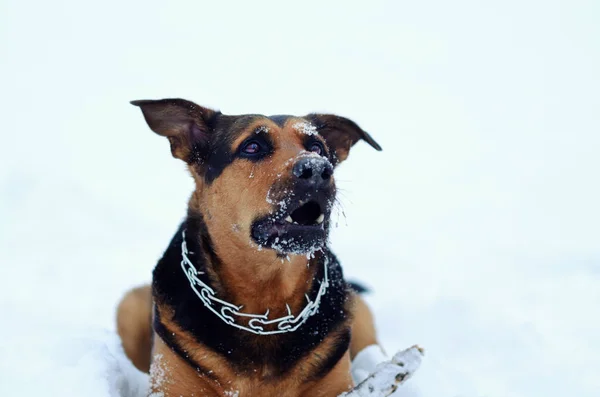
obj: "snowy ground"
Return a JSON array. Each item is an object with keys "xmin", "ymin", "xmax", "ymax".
[{"xmin": 1, "ymin": 1, "xmax": 599, "ymax": 396}]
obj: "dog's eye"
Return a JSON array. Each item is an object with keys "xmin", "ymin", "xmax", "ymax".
[
  {"xmin": 238, "ymin": 137, "xmax": 273, "ymax": 161},
  {"xmin": 308, "ymin": 142, "xmax": 324, "ymax": 156},
  {"xmin": 242, "ymin": 141, "xmax": 261, "ymax": 154}
]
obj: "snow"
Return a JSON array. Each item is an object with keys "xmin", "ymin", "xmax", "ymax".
[
  {"xmin": 293, "ymin": 121, "xmax": 319, "ymax": 136},
  {"xmin": 255, "ymin": 126, "xmax": 270, "ymax": 135},
  {"xmin": 0, "ymin": 324, "xmax": 148, "ymax": 397},
  {"xmin": 2, "ymin": 1, "xmax": 600, "ymax": 396},
  {"xmin": 148, "ymin": 354, "xmax": 169, "ymax": 397},
  {"xmin": 345, "ymin": 346, "xmax": 423, "ymax": 397}
]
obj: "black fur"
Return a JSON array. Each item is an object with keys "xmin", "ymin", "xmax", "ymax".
[
  {"xmin": 268, "ymin": 115, "xmax": 293, "ymax": 127},
  {"xmin": 307, "ymin": 328, "xmax": 352, "ymax": 381},
  {"xmin": 152, "ymin": 216, "xmax": 352, "ymax": 379},
  {"xmin": 199, "ymin": 120, "xmax": 237, "ymax": 184},
  {"xmin": 196, "ymin": 114, "xmax": 260, "ymax": 184},
  {"xmin": 348, "ymin": 281, "xmax": 370, "ymax": 294},
  {"xmin": 203, "ymin": 144, "xmax": 235, "ymax": 184}
]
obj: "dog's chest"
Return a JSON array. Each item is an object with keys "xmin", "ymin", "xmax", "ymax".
[{"xmin": 150, "ymin": 335, "xmax": 352, "ymax": 397}]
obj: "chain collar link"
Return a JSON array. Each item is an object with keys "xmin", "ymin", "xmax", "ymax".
[{"xmin": 180, "ymin": 230, "xmax": 329, "ymax": 335}]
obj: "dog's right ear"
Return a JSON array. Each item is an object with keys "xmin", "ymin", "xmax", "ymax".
[{"xmin": 130, "ymin": 98, "xmax": 218, "ymax": 163}]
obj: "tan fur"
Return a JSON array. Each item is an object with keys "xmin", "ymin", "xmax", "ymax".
[
  {"xmin": 116, "ymin": 285, "xmax": 152, "ymax": 372},
  {"xmin": 349, "ymin": 294, "xmax": 379, "ymax": 359}
]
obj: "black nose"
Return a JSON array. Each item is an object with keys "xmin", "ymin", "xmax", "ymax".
[{"xmin": 292, "ymin": 157, "xmax": 333, "ymax": 186}]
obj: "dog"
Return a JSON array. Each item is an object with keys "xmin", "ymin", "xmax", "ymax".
[{"xmin": 116, "ymin": 98, "xmax": 420, "ymax": 397}]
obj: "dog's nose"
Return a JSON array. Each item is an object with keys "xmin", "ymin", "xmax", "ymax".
[{"xmin": 292, "ymin": 157, "xmax": 333, "ymax": 186}]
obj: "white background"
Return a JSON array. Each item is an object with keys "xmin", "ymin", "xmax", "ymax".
[{"xmin": 1, "ymin": 1, "xmax": 599, "ymax": 396}]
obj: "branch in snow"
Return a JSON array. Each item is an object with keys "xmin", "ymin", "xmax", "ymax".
[{"xmin": 341, "ymin": 345, "xmax": 424, "ymax": 397}]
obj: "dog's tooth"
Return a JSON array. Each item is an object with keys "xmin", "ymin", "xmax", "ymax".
[
  {"xmin": 293, "ymin": 221, "xmax": 299, "ymax": 225},
  {"xmin": 316, "ymin": 213, "xmax": 325, "ymax": 224},
  {"xmin": 285, "ymin": 215, "xmax": 293, "ymax": 223}
]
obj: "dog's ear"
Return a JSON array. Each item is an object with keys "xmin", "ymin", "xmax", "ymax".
[
  {"xmin": 305, "ymin": 114, "xmax": 382, "ymax": 165},
  {"xmin": 130, "ymin": 98, "xmax": 218, "ymax": 162}
]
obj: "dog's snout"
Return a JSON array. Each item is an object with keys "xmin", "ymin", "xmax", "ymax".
[{"xmin": 292, "ymin": 157, "xmax": 333, "ymax": 186}]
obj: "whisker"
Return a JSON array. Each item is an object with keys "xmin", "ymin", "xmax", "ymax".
[{"xmin": 331, "ymin": 196, "xmax": 348, "ymax": 228}]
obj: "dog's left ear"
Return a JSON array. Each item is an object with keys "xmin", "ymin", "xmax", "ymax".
[
  {"xmin": 130, "ymin": 98, "xmax": 218, "ymax": 163},
  {"xmin": 305, "ymin": 114, "xmax": 382, "ymax": 165}
]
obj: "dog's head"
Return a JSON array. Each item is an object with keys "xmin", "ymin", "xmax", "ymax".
[{"xmin": 132, "ymin": 98, "xmax": 381, "ymax": 256}]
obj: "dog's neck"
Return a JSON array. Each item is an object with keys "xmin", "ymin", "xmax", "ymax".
[{"xmin": 186, "ymin": 210, "xmax": 320, "ymax": 319}]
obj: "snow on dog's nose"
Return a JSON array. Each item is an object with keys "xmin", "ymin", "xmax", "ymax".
[{"xmin": 292, "ymin": 156, "xmax": 333, "ymax": 189}]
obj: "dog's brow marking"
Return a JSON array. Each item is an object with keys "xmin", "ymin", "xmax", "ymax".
[
  {"xmin": 231, "ymin": 118, "xmax": 278, "ymax": 150},
  {"xmin": 180, "ymin": 229, "xmax": 330, "ymax": 336}
]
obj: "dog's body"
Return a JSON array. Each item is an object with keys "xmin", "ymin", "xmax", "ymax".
[{"xmin": 117, "ymin": 99, "xmax": 385, "ymax": 396}]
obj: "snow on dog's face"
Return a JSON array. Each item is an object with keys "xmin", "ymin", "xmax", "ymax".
[{"xmin": 131, "ymin": 98, "xmax": 381, "ymax": 255}]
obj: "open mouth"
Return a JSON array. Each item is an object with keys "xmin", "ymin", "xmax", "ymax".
[
  {"xmin": 284, "ymin": 201, "xmax": 325, "ymax": 226},
  {"xmin": 251, "ymin": 197, "xmax": 331, "ymax": 254}
]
